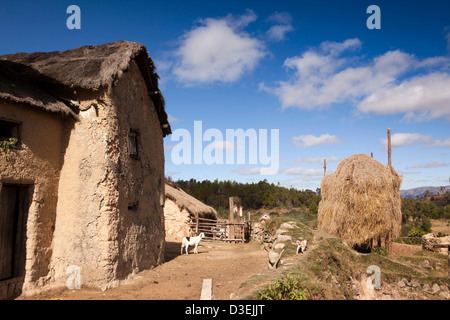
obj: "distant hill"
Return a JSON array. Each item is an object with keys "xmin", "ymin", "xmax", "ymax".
[{"xmin": 400, "ymin": 185, "xmax": 450, "ymax": 198}]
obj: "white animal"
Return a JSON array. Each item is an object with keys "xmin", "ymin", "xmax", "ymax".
[
  {"xmin": 296, "ymin": 239, "xmax": 307, "ymax": 254},
  {"xmin": 181, "ymin": 233, "xmax": 205, "ymax": 255}
]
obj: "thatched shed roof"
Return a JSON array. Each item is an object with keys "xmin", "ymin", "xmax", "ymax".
[
  {"xmin": 165, "ymin": 182, "xmax": 217, "ymax": 220},
  {"xmin": 0, "ymin": 41, "xmax": 171, "ymax": 136},
  {"xmin": 318, "ymin": 153, "xmax": 403, "ymax": 248}
]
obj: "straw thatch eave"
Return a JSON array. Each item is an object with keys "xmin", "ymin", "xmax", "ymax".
[
  {"xmin": 318, "ymin": 153, "xmax": 403, "ymax": 248},
  {"xmin": 0, "ymin": 69, "xmax": 77, "ymax": 118},
  {"xmin": 165, "ymin": 182, "xmax": 217, "ymax": 220},
  {"xmin": 0, "ymin": 41, "xmax": 171, "ymax": 135}
]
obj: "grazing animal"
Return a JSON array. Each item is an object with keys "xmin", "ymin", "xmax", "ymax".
[
  {"xmin": 296, "ymin": 239, "xmax": 307, "ymax": 254},
  {"xmin": 181, "ymin": 233, "xmax": 205, "ymax": 255}
]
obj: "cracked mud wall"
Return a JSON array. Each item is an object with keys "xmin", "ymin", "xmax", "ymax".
[
  {"xmin": 49, "ymin": 61, "xmax": 165, "ymax": 290},
  {"xmin": 0, "ymin": 102, "xmax": 70, "ymax": 294}
]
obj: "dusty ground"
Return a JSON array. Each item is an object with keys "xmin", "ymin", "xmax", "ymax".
[{"xmin": 18, "ymin": 236, "xmax": 269, "ymax": 300}]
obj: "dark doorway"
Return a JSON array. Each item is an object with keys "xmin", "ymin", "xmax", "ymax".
[{"xmin": 0, "ymin": 184, "xmax": 32, "ymax": 299}]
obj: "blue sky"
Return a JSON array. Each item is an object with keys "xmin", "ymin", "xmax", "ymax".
[{"xmin": 1, "ymin": 0, "xmax": 449, "ymax": 190}]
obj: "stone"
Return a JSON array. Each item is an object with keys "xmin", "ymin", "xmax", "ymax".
[
  {"xmin": 279, "ymin": 222, "xmax": 295, "ymax": 230},
  {"xmin": 422, "ymin": 233, "xmax": 450, "ymax": 254},
  {"xmin": 431, "ymin": 283, "xmax": 440, "ymax": 294},
  {"xmin": 275, "ymin": 234, "xmax": 292, "ymax": 243},
  {"xmin": 268, "ymin": 251, "xmax": 280, "ymax": 264},
  {"xmin": 397, "ymin": 279, "xmax": 406, "ymax": 288}
]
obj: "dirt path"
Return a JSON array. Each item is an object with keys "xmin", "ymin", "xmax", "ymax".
[{"xmin": 18, "ymin": 237, "xmax": 269, "ymax": 300}]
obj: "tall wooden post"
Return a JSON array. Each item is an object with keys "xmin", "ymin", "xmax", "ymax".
[
  {"xmin": 371, "ymin": 152, "xmax": 373, "ymax": 158},
  {"xmin": 195, "ymin": 213, "xmax": 199, "ymax": 234},
  {"xmin": 323, "ymin": 158, "xmax": 327, "ymax": 177},
  {"xmin": 386, "ymin": 129, "xmax": 393, "ymax": 253},
  {"xmin": 386, "ymin": 231, "xmax": 391, "ymax": 254},
  {"xmin": 387, "ymin": 128, "xmax": 391, "ymax": 168},
  {"xmin": 228, "ymin": 197, "xmax": 235, "ymax": 241}
]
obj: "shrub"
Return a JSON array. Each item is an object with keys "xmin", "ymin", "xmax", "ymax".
[
  {"xmin": 259, "ymin": 274, "xmax": 307, "ymax": 300},
  {"xmin": 407, "ymin": 227, "xmax": 426, "ymax": 238}
]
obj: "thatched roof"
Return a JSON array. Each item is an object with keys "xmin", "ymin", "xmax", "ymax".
[
  {"xmin": 165, "ymin": 182, "xmax": 217, "ymax": 220},
  {"xmin": 0, "ymin": 71, "xmax": 77, "ymax": 117},
  {"xmin": 0, "ymin": 41, "xmax": 171, "ymax": 136},
  {"xmin": 318, "ymin": 153, "xmax": 403, "ymax": 248}
]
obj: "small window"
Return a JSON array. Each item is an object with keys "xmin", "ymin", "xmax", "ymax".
[
  {"xmin": 128, "ymin": 130, "xmax": 139, "ymax": 158},
  {"xmin": 0, "ymin": 119, "xmax": 21, "ymax": 142}
]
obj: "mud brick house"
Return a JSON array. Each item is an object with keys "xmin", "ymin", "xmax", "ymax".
[
  {"xmin": 164, "ymin": 181, "xmax": 217, "ymax": 239},
  {"xmin": 0, "ymin": 41, "xmax": 171, "ymax": 299}
]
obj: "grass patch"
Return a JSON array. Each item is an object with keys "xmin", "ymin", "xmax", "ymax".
[{"xmin": 251, "ymin": 234, "xmax": 449, "ymax": 300}]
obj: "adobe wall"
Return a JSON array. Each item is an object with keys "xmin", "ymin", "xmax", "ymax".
[
  {"xmin": 49, "ymin": 61, "xmax": 165, "ymax": 290},
  {"xmin": 50, "ymin": 92, "xmax": 118, "ymax": 289},
  {"xmin": 0, "ymin": 102, "xmax": 69, "ymax": 293},
  {"xmin": 164, "ymin": 199, "xmax": 192, "ymax": 238},
  {"xmin": 110, "ymin": 61, "xmax": 166, "ymax": 279}
]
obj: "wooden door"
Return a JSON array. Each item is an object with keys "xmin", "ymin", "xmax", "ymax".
[{"xmin": 0, "ymin": 185, "xmax": 30, "ymax": 281}]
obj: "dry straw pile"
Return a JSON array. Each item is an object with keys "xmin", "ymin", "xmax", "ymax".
[{"xmin": 318, "ymin": 153, "xmax": 403, "ymax": 248}]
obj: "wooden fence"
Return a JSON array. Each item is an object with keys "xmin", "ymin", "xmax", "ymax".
[{"xmin": 189, "ymin": 217, "xmax": 250, "ymax": 242}]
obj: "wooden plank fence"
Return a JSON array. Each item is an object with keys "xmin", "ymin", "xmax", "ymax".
[{"xmin": 188, "ymin": 217, "xmax": 250, "ymax": 243}]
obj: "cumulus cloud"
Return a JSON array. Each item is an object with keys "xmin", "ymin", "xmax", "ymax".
[
  {"xmin": 292, "ymin": 134, "xmax": 342, "ymax": 148},
  {"xmin": 266, "ymin": 11, "xmax": 294, "ymax": 41},
  {"xmin": 379, "ymin": 133, "xmax": 450, "ymax": 149},
  {"xmin": 173, "ymin": 10, "xmax": 267, "ymax": 84},
  {"xmin": 260, "ymin": 38, "xmax": 450, "ymax": 121},
  {"xmin": 358, "ymin": 73, "xmax": 450, "ymax": 121}
]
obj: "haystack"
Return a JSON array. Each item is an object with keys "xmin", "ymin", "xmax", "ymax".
[
  {"xmin": 164, "ymin": 182, "xmax": 217, "ymax": 238},
  {"xmin": 318, "ymin": 154, "xmax": 402, "ymax": 249}
]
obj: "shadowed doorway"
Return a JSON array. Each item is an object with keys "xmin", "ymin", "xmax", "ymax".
[{"xmin": 0, "ymin": 184, "xmax": 32, "ymax": 299}]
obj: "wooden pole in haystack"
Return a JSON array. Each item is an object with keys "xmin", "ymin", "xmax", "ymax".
[
  {"xmin": 386, "ymin": 128, "xmax": 392, "ymax": 253},
  {"xmin": 324, "ymin": 158, "xmax": 327, "ymax": 177},
  {"xmin": 371, "ymin": 152, "xmax": 373, "ymax": 158},
  {"xmin": 387, "ymin": 128, "xmax": 392, "ymax": 168}
]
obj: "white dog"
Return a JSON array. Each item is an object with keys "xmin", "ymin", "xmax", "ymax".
[
  {"xmin": 181, "ymin": 233, "xmax": 205, "ymax": 255},
  {"xmin": 296, "ymin": 239, "xmax": 307, "ymax": 254}
]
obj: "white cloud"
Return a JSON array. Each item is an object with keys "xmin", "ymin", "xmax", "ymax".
[
  {"xmin": 167, "ymin": 114, "xmax": 180, "ymax": 123},
  {"xmin": 428, "ymin": 137, "xmax": 450, "ymax": 148},
  {"xmin": 173, "ymin": 10, "xmax": 267, "ymax": 84},
  {"xmin": 358, "ymin": 73, "xmax": 450, "ymax": 121},
  {"xmin": 266, "ymin": 12, "xmax": 294, "ymax": 41},
  {"xmin": 267, "ymin": 24, "xmax": 294, "ymax": 41},
  {"xmin": 233, "ymin": 166, "xmax": 263, "ymax": 176},
  {"xmin": 411, "ymin": 162, "xmax": 449, "ymax": 169},
  {"xmin": 380, "ymin": 133, "xmax": 450, "ymax": 149},
  {"xmin": 279, "ymin": 167, "xmax": 325, "ymax": 177},
  {"xmin": 294, "ymin": 156, "xmax": 341, "ymax": 164},
  {"xmin": 292, "ymin": 134, "xmax": 342, "ymax": 148},
  {"xmin": 209, "ymin": 140, "xmax": 236, "ymax": 151},
  {"xmin": 260, "ymin": 38, "xmax": 450, "ymax": 120}
]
